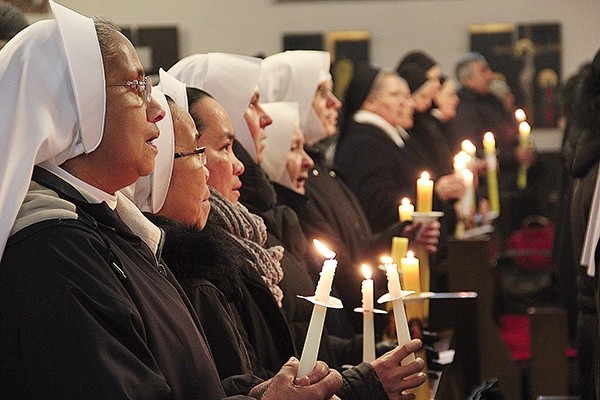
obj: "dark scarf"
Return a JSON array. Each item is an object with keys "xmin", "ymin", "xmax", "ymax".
[{"xmin": 208, "ymin": 188, "xmax": 285, "ymax": 307}]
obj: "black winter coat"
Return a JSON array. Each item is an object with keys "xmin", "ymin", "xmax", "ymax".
[
  {"xmin": 148, "ymin": 215, "xmax": 296, "ymax": 380},
  {"xmin": 334, "ymin": 121, "xmax": 422, "ymax": 234},
  {"xmin": 0, "ymin": 167, "xmax": 254, "ymax": 400}
]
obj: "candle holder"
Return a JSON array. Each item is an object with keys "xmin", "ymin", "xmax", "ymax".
[
  {"xmin": 411, "ymin": 211, "xmax": 444, "ymax": 224},
  {"xmin": 297, "ymin": 294, "xmax": 344, "ymax": 309}
]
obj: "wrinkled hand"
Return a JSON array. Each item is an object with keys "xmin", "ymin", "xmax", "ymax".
[
  {"xmin": 434, "ymin": 174, "xmax": 466, "ymax": 202},
  {"xmin": 249, "ymin": 357, "xmax": 342, "ymax": 400},
  {"xmin": 402, "ymin": 220, "xmax": 440, "ymax": 253},
  {"xmin": 370, "ymin": 339, "xmax": 427, "ymax": 400}
]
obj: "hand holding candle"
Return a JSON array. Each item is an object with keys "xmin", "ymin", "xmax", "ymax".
[
  {"xmin": 398, "ymin": 197, "xmax": 414, "ymax": 222},
  {"xmin": 483, "ymin": 132, "xmax": 500, "ymax": 214},
  {"xmin": 298, "ymin": 240, "xmax": 338, "ymax": 377},
  {"xmin": 416, "ymin": 171, "xmax": 434, "ymax": 212}
]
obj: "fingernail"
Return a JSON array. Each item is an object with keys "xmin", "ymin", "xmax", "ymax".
[{"xmin": 289, "ymin": 356, "xmax": 298, "ymax": 362}]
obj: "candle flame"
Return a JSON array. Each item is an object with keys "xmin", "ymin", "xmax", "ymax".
[
  {"xmin": 461, "ymin": 140, "xmax": 476, "ymax": 154},
  {"xmin": 483, "ymin": 131, "xmax": 495, "ymax": 144},
  {"xmin": 519, "ymin": 121, "xmax": 531, "ymax": 135},
  {"xmin": 361, "ymin": 264, "xmax": 372, "ymax": 280},
  {"xmin": 380, "ymin": 255, "xmax": 394, "ymax": 265},
  {"xmin": 406, "ymin": 250, "xmax": 415, "ymax": 259},
  {"xmin": 313, "ymin": 239, "xmax": 335, "ymax": 259},
  {"xmin": 515, "ymin": 108, "xmax": 526, "ymax": 122},
  {"xmin": 401, "ymin": 197, "xmax": 411, "ymax": 206},
  {"xmin": 419, "ymin": 171, "xmax": 430, "ymax": 181}
]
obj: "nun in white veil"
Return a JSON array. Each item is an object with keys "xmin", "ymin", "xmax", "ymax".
[
  {"xmin": 168, "ymin": 53, "xmax": 266, "ymax": 163},
  {"xmin": 258, "ymin": 50, "xmax": 332, "ymax": 146},
  {"xmin": 261, "ymin": 101, "xmax": 314, "ymax": 196},
  {"xmin": 0, "ymin": 0, "xmax": 105, "ymax": 259}
]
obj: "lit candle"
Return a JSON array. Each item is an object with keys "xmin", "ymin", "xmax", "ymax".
[
  {"xmin": 361, "ymin": 264, "xmax": 376, "ymax": 362},
  {"xmin": 453, "ymin": 151, "xmax": 468, "ymax": 174},
  {"xmin": 416, "ymin": 171, "xmax": 434, "ymax": 212},
  {"xmin": 515, "ymin": 108, "xmax": 526, "ymax": 123},
  {"xmin": 398, "ymin": 197, "xmax": 414, "ymax": 222},
  {"xmin": 517, "ymin": 121, "xmax": 531, "ymax": 189},
  {"xmin": 400, "ymin": 251, "xmax": 420, "ymax": 293},
  {"xmin": 457, "ymin": 168, "xmax": 474, "ymax": 219},
  {"xmin": 383, "ymin": 258, "xmax": 416, "ymax": 366},
  {"xmin": 461, "ymin": 140, "xmax": 477, "ymax": 159},
  {"xmin": 298, "ymin": 240, "xmax": 337, "ymax": 377},
  {"xmin": 483, "ymin": 132, "xmax": 500, "ymax": 214}
]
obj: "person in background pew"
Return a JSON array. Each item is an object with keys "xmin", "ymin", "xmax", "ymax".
[{"xmin": 258, "ymin": 51, "xmax": 441, "ymax": 334}]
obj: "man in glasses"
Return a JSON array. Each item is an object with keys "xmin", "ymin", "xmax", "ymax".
[{"xmin": 0, "ymin": 2, "xmax": 342, "ymax": 400}]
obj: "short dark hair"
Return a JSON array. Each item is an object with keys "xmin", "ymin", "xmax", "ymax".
[
  {"xmin": 186, "ymin": 87, "xmax": 214, "ymax": 133},
  {"xmin": 0, "ymin": 3, "xmax": 29, "ymax": 41}
]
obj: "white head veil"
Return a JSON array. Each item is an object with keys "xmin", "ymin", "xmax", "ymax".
[
  {"xmin": 0, "ymin": 0, "xmax": 105, "ymax": 260},
  {"xmin": 260, "ymin": 102, "xmax": 299, "ymax": 190},
  {"xmin": 258, "ymin": 50, "xmax": 331, "ymax": 144},
  {"xmin": 168, "ymin": 53, "xmax": 262, "ymax": 162},
  {"xmin": 121, "ymin": 88, "xmax": 174, "ymax": 213}
]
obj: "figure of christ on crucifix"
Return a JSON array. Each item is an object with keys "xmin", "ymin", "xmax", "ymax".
[{"xmin": 477, "ymin": 23, "xmax": 561, "ymax": 127}]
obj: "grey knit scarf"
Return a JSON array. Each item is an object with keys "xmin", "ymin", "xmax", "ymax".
[{"xmin": 208, "ymin": 187, "xmax": 284, "ymax": 307}]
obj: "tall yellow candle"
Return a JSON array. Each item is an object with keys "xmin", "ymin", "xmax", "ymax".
[
  {"xmin": 398, "ymin": 197, "xmax": 414, "ymax": 222},
  {"xmin": 517, "ymin": 121, "xmax": 531, "ymax": 189},
  {"xmin": 416, "ymin": 171, "xmax": 433, "ymax": 212},
  {"xmin": 483, "ymin": 132, "xmax": 500, "ymax": 214},
  {"xmin": 400, "ymin": 251, "xmax": 420, "ymax": 293},
  {"xmin": 361, "ymin": 265, "xmax": 376, "ymax": 362},
  {"xmin": 391, "ymin": 237, "xmax": 409, "ymax": 266}
]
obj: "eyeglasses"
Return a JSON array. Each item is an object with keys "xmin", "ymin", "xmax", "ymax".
[
  {"xmin": 107, "ymin": 76, "xmax": 152, "ymax": 103},
  {"xmin": 174, "ymin": 146, "xmax": 207, "ymax": 165}
]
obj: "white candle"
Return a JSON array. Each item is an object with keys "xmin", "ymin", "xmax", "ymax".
[
  {"xmin": 298, "ymin": 240, "xmax": 337, "ymax": 377},
  {"xmin": 384, "ymin": 260, "xmax": 416, "ymax": 366},
  {"xmin": 515, "ymin": 108, "xmax": 526, "ymax": 123},
  {"xmin": 458, "ymin": 168, "xmax": 474, "ymax": 219},
  {"xmin": 461, "ymin": 140, "xmax": 476, "ymax": 159},
  {"xmin": 398, "ymin": 197, "xmax": 414, "ymax": 222},
  {"xmin": 361, "ymin": 264, "xmax": 376, "ymax": 362},
  {"xmin": 453, "ymin": 151, "xmax": 469, "ymax": 174}
]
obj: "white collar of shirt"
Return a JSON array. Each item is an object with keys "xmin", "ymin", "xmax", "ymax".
[
  {"xmin": 40, "ymin": 163, "xmax": 118, "ymax": 210},
  {"xmin": 353, "ymin": 110, "xmax": 406, "ymax": 148}
]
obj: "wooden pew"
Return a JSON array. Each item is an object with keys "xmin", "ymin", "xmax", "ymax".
[
  {"xmin": 443, "ymin": 236, "xmax": 570, "ymax": 400},
  {"xmin": 443, "ymin": 236, "xmax": 523, "ymax": 400}
]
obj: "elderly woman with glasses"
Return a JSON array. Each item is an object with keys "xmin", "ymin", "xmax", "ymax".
[{"xmin": 125, "ymin": 72, "xmax": 343, "ymax": 399}]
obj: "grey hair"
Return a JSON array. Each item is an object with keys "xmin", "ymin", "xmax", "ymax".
[
  {"xmin": 92, "ymin": 16, "xmax": 120, "ymax": 66},
  {"xmin": 455, "ymin": 52, "xmax": 486, "ymax": 84}
]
